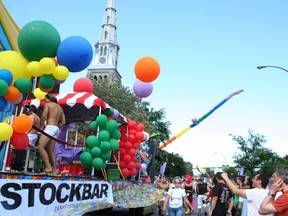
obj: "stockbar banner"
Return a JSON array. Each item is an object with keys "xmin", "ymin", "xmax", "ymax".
[{"xmin": 0, "ymin": 179, "xmax": 114, "ymax": 216}]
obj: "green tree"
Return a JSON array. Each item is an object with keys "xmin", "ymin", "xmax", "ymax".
[{"xmin": 231, "ymin": 129, "xmax": 281, "ymax": 177}]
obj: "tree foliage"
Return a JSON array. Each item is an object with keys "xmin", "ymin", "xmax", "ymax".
[{"xmin": 231, "ymin": 129, "xmax": 282, "ymax": 176}]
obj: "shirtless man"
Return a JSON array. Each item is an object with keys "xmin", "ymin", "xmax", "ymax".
[
  {"xmin": 38, "ymin": 94, "xmax": 66, "ymax": 174},
  {"xmin": 26, "ymin": 105, "xmax": 41, "ymax": 146}
]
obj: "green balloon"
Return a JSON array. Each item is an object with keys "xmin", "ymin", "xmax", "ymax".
[
  {"xmin": 96, "ymin": 114, "xmax": 108, "ymax": 126},
  {"xmin": 39, "ymin": 74, "xmax": 55, "ymax": 90},
  {"xmin": 90, "ymin": 121, "xmax": 98, "ymax": 131},
  {"xmin": 86, "ymin": 135, "xmax": 100, "ymax": 148},
  {"xmin": 80, "ymin": 152, "xmax": 92, "ymax": 165},
  {"xmin": 0, "ymin": 80, "xmax": 8, "ymax": 96},
  {"xmin": 14, "ymin": 78, "xmax": 32, "ymax": 93},
  {"xmin": 18, "ymin": 20, "xmax": 61, "ymax": 61},
  {"xmin": 91, "ymin": 147, "xmax": 102, "ymax": 158},
  {"xmin": 105, "ymin": 108, "xmax": 114, "ymax": 117},
  {"xmin": 110, "ymin": 130, "xmax": 121, "ymax": 140},
  {"xmin": 106, "ymin": 120, "xmax": 118, "ymax": 133},
  {"xmin": 82, "ymin": 147, "xmax": 91, "ymax": 153},
  {"xmin": 98, "ymin": 130, "xmax": 110, "ymax": 141},
  {"xmin": 109, "ymin": 138, "xmax": 119, "ymax": 150},
  {"xmin": 100, "ymin": 141, "xmax": 111, "ymax": 152},
  {"xmin": 92, "ymin": 157, "xmax": 104, "ymax": 170},
  {"xmin": 101, "ymin": 151, "xmax": 111, "ymax": 161}
]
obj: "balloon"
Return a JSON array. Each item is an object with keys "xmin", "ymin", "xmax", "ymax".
[
  {"xmin": 119, "ymin": 161, "xmax": 126, "ymax": 169},
  {"xmin": 39, "ymin": 74, "xmax": 55, "ymax": 90},
  {"xmin": 141, "ymin": 163, "xmax": 147, "ymax": 170},
  {"xmin": 89, "ymin": 121, "xmax": 98, "ymax": 131},
  {"xmin": 135, "ymin": 132, "xmax": 144, "ymax": 141},
  {"xmin": 96, "ymin": 114, "xmax": 108, "ymax": 126},
  {"xmin": 119, "ymin": 147, "xmax": 127, "ymax": 156},
  {"xmin": 0, "ymin": 69, "xmax": 13, "ymax": 85},
  {"xmin": 90, "ymin": 147, "xmax": 102, "ymax": 158},
  {"xmin": 0, "ymin": 80, "xmax": 8, "ymax": 96},
  {"xmin": 33, "ymin": 87, "xmax": 46, "ymax": 100},
  {"xmin": 100, "ymin": 141, "xmax": 111, "ymax": 152},
  {"xmin": 55, "ymin": 79, "xmax": 66, "ymax": 85},
  {"xmin": 39, "ymin": 57, "xmax": 56, "ymax": 75},
  {"xmin": 109, "ymin": 138, "xmax": 119, "ymax": 150},
  {"xmin": 135, "ymin": 163, "xmax": 141, "ymax": 170},
  {"xmin": 127, "ymin": 161, "xmax": 135, "ymax": 170},
  {"xmin": 98, "ymin": 130, "xmax": 110, "ymax": 141},
  {"xmin": 26, "ymin": 61, "xmax": 42, "ymax": 77},
  {"xmin": 4, "ymin": 86, "xmax": 21, "ymax": 103},
  {"xmin": 106, "ymin": 120, "xmax": 118, "ymax": 133},
  {"xmin": 0, "ymin": 123, "xmax": 13, "ymax": 141},
  {"xmin": 80, "ymin": 152, "xmax": 93, "ymax": 165},
  {"xmin": 101, "ymin": 151, "xmax": 111, "ymax": 161},
  {"xmin": 12, "ymin": 93, "xmax": 23, "ymax": 105},
  {"xmin": 0, "ymin": 51, "xmax": 30, "ymax": 84},
  {"xmin": 51, "ymin": 57, "xmax": 58, "ymax": 66},
  {"xmin": 56, "ymin": 36, "xmax": 93, "ymax": 72},
  {"xmin": 110, "ymin": 130, "xmax": 121, "ymax": 140},
  {"xmin": 0, "ymin": 96, "xmax": 8, "ymax": 111},
  {"xmin": 14, "ymin": 78, "xmax": 32, "ymax": 93},
  {"xmin": 52, "ymin": 65, "xmax": 69, "ymax": 81},
  {"xmin": 133, "ymin": 79, "xmax": 153, "ymax": 98},
  {"xmin": 112, "ymin": 109, "xmax": 120, "ymax": 119},
  {"xmin": 128, "ymin": 120, "xmax": 137, "ymax": 129},
  {"xmin": 73, "ymin": 77, "xmax": 93, "ymax": 93},
  {"xmin": 134, "ymin": 56, "xmax": 160, "ymax": 82},
  {"xmin": 122, "ymin": 168, "xmax": 129, "ymax": 177},
  {"xmin": 128, "ymin": 148, "xmax": 136, "ymax": 156},
  {"xmin": 86, "ymin": 135, "xmax": 100, "ymax": 148},
  {"xmin": 10, "ymin": 132, "xmax": 29, "ymax": 150},
  {"xmin": 92, "ymin": 157, "xmax": 104, "ymax": 170},
  {"xmin": 105, "ymin": 108, "xmax": 114, "ymax": 117},
  {"xmin": 129, "ymin": 169, "xmax": 137, "ymax": 176},
  {"xmin": 123, "ymin": 154, "xmax": 131, "ymax": 163},
  {"xmin": 12, "ymin": 114, "xmax": 33, "ymax": 133},
  {"xmin": 38, "ymin": 83, "xmax": 53, "ymax": 93},
  {"xmin": 124, "ymin": 141, "xmax": 132, "ymax": 150},
  {"xmin": 18, "ymin": 20, "xmax": 61, "ymax": 61}
]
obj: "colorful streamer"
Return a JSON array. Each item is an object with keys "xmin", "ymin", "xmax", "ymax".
[
  {"xmin": 196, "ymin": 165, "xmax": 212, "ymax": 179},
  {"xmin": 159, "ymin": 89, "xmax": 244, "ymax": 149}
]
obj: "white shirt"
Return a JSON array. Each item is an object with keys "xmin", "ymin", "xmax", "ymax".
[{"xmin": 168, "ymin": 187, "xmax": 186, "ymax": 209}]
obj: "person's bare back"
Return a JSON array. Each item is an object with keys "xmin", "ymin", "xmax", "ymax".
[{"xmin": 44, "ymin": 102, "xmax": 65, "ymax": 127}]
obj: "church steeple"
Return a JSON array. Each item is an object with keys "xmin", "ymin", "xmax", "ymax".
[{"xmin": 87, "ymin": 0, "xmax": 121, "ymax": 84}]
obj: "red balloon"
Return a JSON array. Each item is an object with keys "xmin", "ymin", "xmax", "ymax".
[
  {"xmin": 136, "ymin": 123, "xmax": 145, "ymax": 132},
  {"xmin": 127, "ymin": 161, "xmax": 135, "ymax": 170},
  {"xmin": 132, "ymin": 142, "xmax": 140, "ymax": 149},
  {"xmin": 128, "ymin": 148, "xmax": 136, "ymax": 156},
  {"xmin": 131, "ymin": 155, "xmax": 136, "ymax": 162},
  {"xmin": 124, "ymin": 141, "xmax": 132, "ymax": 150},
  {"xmin": 123, "ymin": 154, "xmax": 131, "ymax": 163},
  {"xmin": 119, "ymin": 161, "xmax": 126, "ymax": 169},
  {"xmin": 120, "ymin": 126, "xmax": 127, "ymax": 134},
  {"xmin": 129, "ymin": 168, "xmax": 137, "ymax": 176},
  {"xmin": 135, "ymin": 163, "xmax": 141, "ymax": 170},
  {"xmin": 135, "ymin": 132, "xmax": 144, "ymax": 141},
  {"xmin": 10, "ymin": 132, "xmax": 29, "ymax": 150},
  {"xmin": 120, "ymin": 135, "xmax": 127, "ymax": 142},
  {"xmin": 128, "ymin": 134, "xmax": 136, "ymax": 143},
  {"xmin": 119, "ymin": 147, "xmax": 127, "ymax": 156},
  {"xmin": 73, "ymin": 78, "xmax": 93, "ymax": 93},
  {"xmin": 128, "ymin": 120, "xmax": 137, "ymax": 129},
  {"xmin": 122, "ymin": 168, "xmax": 129, "ymax": 177}
]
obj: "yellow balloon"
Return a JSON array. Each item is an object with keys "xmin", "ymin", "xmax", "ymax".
[
  {"xmin": 27, "ymin": 61, "xmax": 42, "ymax": 77},
  {"xmin": 52, "ymin": 65, "xmax": 69, "ymax": 81},
  {"xmin": 0, "ymin": 123, "xmax": 13, "ymax": 141},
  {"xmin": 2, "ymin": 116, "xmax": 12, "ymax": 123},
  {"xmin": 39, "ymin": 57, "xmax": 56, "ymax": 75},
  {"xmin": 34, "ymin": 87, "xmax": 46, "ymax": 100},
  {"xmin": 0, "ymin": 51, "xmax": 30, "ymax": 84}
]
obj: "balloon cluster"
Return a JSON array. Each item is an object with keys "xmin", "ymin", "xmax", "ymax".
[
  {"xmin": 133, "ymin": 56, "xmax": 160, "ymax": 98},
  {"xmin": 0, "ymin": 114, "xmax": 33, "ymax": 149},
  {"xmin": 79, "ymin": 113, "xmax": 121, "ymax": 170},
  {"xmin": 118, "ymin": 119, "xmax": 146, "ymax": 177}
]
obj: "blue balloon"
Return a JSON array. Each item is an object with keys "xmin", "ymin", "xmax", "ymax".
[
  {"xmin": 0, "ymin": 69, "xmax": 13, "ymax": 85},
  {"xmin": 56, "ymin": 36, "xmax": 93, "ymax": 72},
  {"xmin": 0, "ymin": 96, "xmax": 8, "ymax": 111}
]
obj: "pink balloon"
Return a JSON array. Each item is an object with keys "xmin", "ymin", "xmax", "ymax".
[{"xmin": 73, "ymin": 78, "xmax": 93, "ymax": 93}]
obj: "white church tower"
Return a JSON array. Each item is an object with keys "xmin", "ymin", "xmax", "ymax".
[{"xmin": 86, "ymin": 0, "xmax": 121, "ymax": 84}]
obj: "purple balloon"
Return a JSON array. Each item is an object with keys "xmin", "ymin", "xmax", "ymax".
[
  {"xmin": 112, "ymin": 109, "xmax": 120, "ymax": 119},
  {"xmin": 133, "ymin": 79, "xmax": 153, "ymax": 98}
]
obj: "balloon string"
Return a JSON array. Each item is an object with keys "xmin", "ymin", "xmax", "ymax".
[
  {"xmin": 32, "ymin": 125, "xmax": 87, "ymax": 147},
  {"xmin": 159, "ymin": 89, "xmax": 244, "ymax": 149}
]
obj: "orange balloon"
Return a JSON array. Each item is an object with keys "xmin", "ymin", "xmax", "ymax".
[
  {"xmin": 38, "ymin": 83, "xmax": 52, "ymax": 92},
  {"xmin": 4, "ymin": 85, "xmax": 21, "ymax": 102},
  {"xmin": 50, "ymin": 57, "xmax": 58, "ymax": 66},
  {"xmin": 134, "ymin": 56, "xmax": 160, "ymax": 82},
  {"xmin": 12, "ymin": 114, "xmax": 33, "ymax": 133}
]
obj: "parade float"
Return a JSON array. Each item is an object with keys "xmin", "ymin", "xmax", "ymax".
[{"xmin": 0, "ymin": 1, "xmax": 163, "ymax": 215}]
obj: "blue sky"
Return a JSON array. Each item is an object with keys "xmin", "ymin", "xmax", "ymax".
[{"xmin": 3, "ymin": 0, "xmax": 288, "ymax": 167}]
